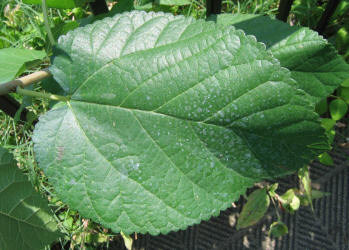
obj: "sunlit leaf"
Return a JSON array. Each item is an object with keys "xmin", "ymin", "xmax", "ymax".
[
  {"xmin": 33, "ymin": 11, "xmax": 327, "ymax": 235},
  {"xmin": 0, "ymin": 48, "xmax": 46, "ymax": 83},
  {"xmin": 318, "ymin": 152, "xmax": 334, "ymax": 166},
  {"xmin": 210, "ymin": 14, "xmax": 349, "ymax": 104}
]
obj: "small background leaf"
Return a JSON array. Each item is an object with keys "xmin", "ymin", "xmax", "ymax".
[
  {"xmin": 110, "ymin": 0, "xmax": 135, "ymax": 15},
  {"xmin": 237, "ymin": 188, "xmax": 270, "ymax": 229},
  {"xmin": 298, "ymin": 166, "xmax": 313, "ymax": 210},
  {"xmin": 315, "ymin": 98, "xmax": 328, "ymax": 115},
  {"xmin": 341, "ymin": 78, "xmax": 349, "ymax": 87},
  {"xmin": 121, "ymin": 231, "xmax": 133, "ymax": 250},
  {"xmin": 269, "ymin": 221, "xmax": 288, "ymax": 237},
  {"xmin": 338, "ymin": 87, "xmax": 349, "ymax": 104},
  {"xmin": 280, "ymin": 189, "xmax": 300, "ymax": 213},
  {"xmin": 329, "ymin": 99, "xmax": 348, "ymax": 120},
  {"xmin": 0, "ymin": 48, "xmax": 46, "ymax": 83},
  {"xmin": 311, "ymin": 190, "xmax": 330, "ymax": 199},
  {"xmin": 321, "ymin": 118, "xmax": 336, "ymax": 131},
  {"xmin": 318, "ymin": 152, "xmax": 334, "ymax": 166}
]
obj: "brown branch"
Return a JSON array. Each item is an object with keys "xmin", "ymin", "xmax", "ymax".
[
  {"xmin": 315, "ymin": 0, "xmax": 341, "ymax": 35},
  {"xmin": 276, "ymin": 0, "xmax": 294, "ymax": 22},
  {"xmin": 0, "ymin": 68, "xmax": 52, "ymax": 96}
]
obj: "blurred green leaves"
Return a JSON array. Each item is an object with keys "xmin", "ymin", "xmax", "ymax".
[{"xmin": 23, "ymin": 0, "xmax": 92, "ymax": 9}]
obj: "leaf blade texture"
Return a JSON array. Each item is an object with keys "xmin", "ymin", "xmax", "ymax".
[
  {"xmin": 210, "ymin": 14, "xmax": 349, "ymax": 103},
  {"xmin": 0, "ymin": 148, "xmax": 60, "ymax": 250},
  {"xmin": 34, "ymin": 11, "xmax": 327, "ymax": 235}
]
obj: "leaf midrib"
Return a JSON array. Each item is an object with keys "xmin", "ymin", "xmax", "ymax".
[
  {"xmin": 68, "ymin": 99, "xmax": 322, "ymax": 177},
  {"xmin": 70, "ymin": 99, "xmax": 317, "ymax": 146},
  {"xmin": 67, "ymin": 103, "xmax": 206, "ymax": 222}
]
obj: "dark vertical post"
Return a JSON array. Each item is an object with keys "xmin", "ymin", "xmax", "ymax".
[
  {"xmin": 0, "ymin": 95, "xmax": 27, "ymax": 121},
  {"xmin": 276, "ymin": 0, "xmax": 294, "ymax": 22},
  {"xmin": 206, "ymin": 0, "xmax": 223, "ymax": 17},
  {"xmin": 89, "ymin": 0, "xmax": 109, "ymax": 16},
  {"xmin": 316, "ymin": 0, "xmax": 341, "ymax": 35}
]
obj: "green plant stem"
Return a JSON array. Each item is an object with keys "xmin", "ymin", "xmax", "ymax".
[
  {"xmin": 16, "ymin": 87, "xmax": 69, "ymax": 102},
  {"xmin": 269, "ymin": 194, "xmax": 281, "ymax": 220},
  {"xmin": 42, "ymin": 0, "xmax": 55, "ymax": 46}
]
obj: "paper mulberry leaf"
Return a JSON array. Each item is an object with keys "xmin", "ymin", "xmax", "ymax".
[
  {"xmin": 33, "ymin": 11, "xmax": 327, "ymax": 235},
  {"xmin": 211, "ymin": 14, "xmax": 349, "ymax": 104},
  {"xmin": 0, "ymin": 148, "xmax": 60, "ymax": 250}
]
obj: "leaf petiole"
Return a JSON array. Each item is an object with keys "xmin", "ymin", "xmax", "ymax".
[{"xmin": 16, "ymin": 87, "xmax": 69, "ymax": 102}]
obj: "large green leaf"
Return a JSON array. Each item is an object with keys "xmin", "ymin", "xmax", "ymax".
[
  {"xmin": 33, "ymin": 11, "xmax": 327, "ymax": 235},
  {"xmin": 0, "ymin": 48, "xmax": 46, "ymax": 84},
  {"xmin": 210, "ymin": 14, "xmax": 349, "ymax": 103},
  {"xmin": 0, "ymin": 148, "xmax": 60, "ymax": 250}
]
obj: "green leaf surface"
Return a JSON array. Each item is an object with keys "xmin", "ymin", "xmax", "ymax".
[
  {"xmin": 134, "ymin": 0, "xmax": 153, "ymax": 10},
  {"xmin": 341, "ymin": 78, "xmax": 349, "ymax": 87},
  {"xmin": 321, "ymin": 118, "xmax": 336, "ymax": 131},
  {"xmin": 33, "ymin": 11, "xmax": 327, "ymax": 235},
  {"xmin": 0, "ymin": 148, "xmax": 60, "ymax": 250},
  {"xmin": 236, "ymin": 188, "xmax": 270, "ymax": 229},
  {"xmin": 210, "ymin": 14, "xmax": 349, "ymax": 104},
  {"xmin": 315, "ymin": 98, "xmax": 328, "ymax": 115},
  {"xmin": 110, "ymin": 0, "xmax": 135, "ymax": 15},
  {"xmin": 329, "ymin": 99, "xmax": 348, "ymax": 120},
  {"xmin": 0, "ymin": 48, "xmax": 46, "ymax": 83},
  {"xmin": 23, "ymin": 0, "xmax": 90, "ymax": 9},
  {"xmin": 320, "ymin": 118, "xmax": 336, "ymax": 145},
  {"xmin": 298, "ymin": 166, "xmax": 313, "ymax": 210},
  {"xmin": 318, "ymin": 152, "xmax": 334, "ymax": 166},
  {"xmin": 338, "ymin": 87, "xmax": 349, "ymax": 104},
  {"xmin": 311, "ymin": 190, "xmax": 330, "ymax": 199},
  {"xmin": 279, "ymin": 189, "xmax": 300, "ymax": 213},
  {"xmin": 269, "ymin": 221, "xmax": 288, "ymax": 237},
  {"xmin": 52, "ymin": 21, "xmax": 79, "ymax": 40},
  {"xmin": 268, "ymin": 183, "xmax": 278, "ymax": 198},
  {"xmin": 41, "ymin": 76, "xmax": 66, "ymax": 95}
]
